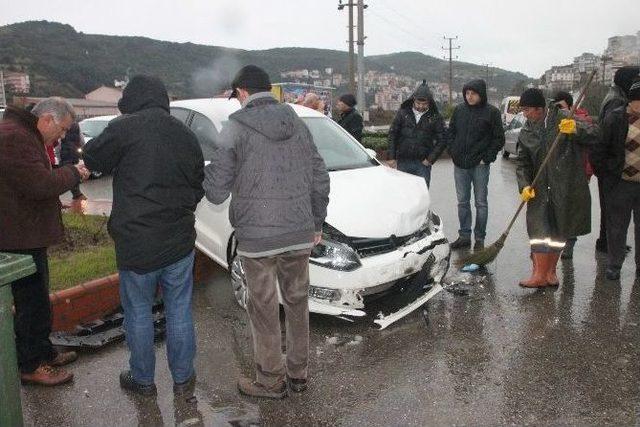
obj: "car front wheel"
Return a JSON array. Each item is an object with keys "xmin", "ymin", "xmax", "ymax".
[{"xmin": 230, "ymin": 257, "xmax": 248, "ymax": 310}]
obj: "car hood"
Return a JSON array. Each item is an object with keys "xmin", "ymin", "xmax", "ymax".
[{"xmin": 326, "ymin": 165, "xmax": 430, "ymax": 238}]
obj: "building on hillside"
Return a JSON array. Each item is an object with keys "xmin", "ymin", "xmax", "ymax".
[
  {"xmin": 544, "ymin": 65, "xmax": 574, "ymax": 91},
  {"xmin": 85, "ymin": 85, "xmax": 123, "ymax": 103},
  {"xmin": 572, "ymin": 52, "xmax": 602, "ymax": 86},
  {"xmin": 2, "ymin": 72, "xmax": 30, "ymax": 93}
]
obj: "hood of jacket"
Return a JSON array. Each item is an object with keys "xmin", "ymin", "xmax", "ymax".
[
  {"xmin": 230, "ymin": 95, "xmax": 298, "ymax": 142},
  {"xmin": 400, "ymin": 80, "xmax": 439, "ymax": 113},
  {"xmin": 117, "ymin": 75, "xmax": 170, "ymax": 114},
  {"xmin": 462, "ymin": 79, "xmax": 488, "ymax": 107}
]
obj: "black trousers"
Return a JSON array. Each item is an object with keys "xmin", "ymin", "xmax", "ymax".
[
  {"xmin": 606, "ymin": 180, "xmax": 640, "ymax": 270},
  {"xmin": 9, "ymin": 248, "xmax": 57, "ymax": 373}
]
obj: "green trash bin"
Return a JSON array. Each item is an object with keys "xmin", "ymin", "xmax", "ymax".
[{"xmin": 0, "ymin": 252, "xmax": 36, "ymax": 427}]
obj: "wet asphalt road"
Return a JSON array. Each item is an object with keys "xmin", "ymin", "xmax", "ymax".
[{"xmin": 23, "ymin": 157, "xmax": 640, "ymax": 426}]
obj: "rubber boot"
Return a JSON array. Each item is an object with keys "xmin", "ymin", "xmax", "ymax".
[
  {"xmin": 545, "ymin": 252, "xmax": 560, "ymax": 286},
  {"xmin": 519, "ymin": 252, "xmax": 548, "ymax": 288}
]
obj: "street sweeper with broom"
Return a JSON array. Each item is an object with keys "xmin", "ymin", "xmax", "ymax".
[{"xmin": 515, "ymin": 88, "xmax": 599, "ymax": 288}]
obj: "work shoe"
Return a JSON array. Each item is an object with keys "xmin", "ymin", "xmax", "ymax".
[
  {"xmin": 519, "ymin": 253, "xmax": 547, "ymax": 288},
  {"xmin": 174, "ymin": 373, "xmax": 196, "ymax": 396},
  {"xmin": 605, "ymin": 268, "xmax": 621, "ymax": 281},
  {"xmin": 21, "ymin": 364, "xmax": 73, "ymax": 386},
  {"xmin": 119, "ymin": 370, "xmax": 157, "ymax": 396},
  {"xmin": 474, "ymin": 240, "xmax": 485, "ymax": 250},
  {"xmin": 287, "ymin": 376, "xmax": 308, "ymax": 393},
  {"xmin": 450, "ymin": 237, "xmax": 471, "ymax": 250},
  {"xmin": 237, "ymin": 377, "xmax": 287, "ymax": 399},
  {"xmin": 49, "ymin": 351, "xmax": 78, "ymax": 367},
  {"xmin": 545, "ymin": 253, "xmax": 560, "ymax": 286}
]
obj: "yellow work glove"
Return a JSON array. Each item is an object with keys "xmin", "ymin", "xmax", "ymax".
[
  {"xmin": 521, "ymin": 186, "xmax": 535, "ymax": 202},
  {"xmin": 559, "ymin": 118, "xmax": 577, "ymax": 134}
]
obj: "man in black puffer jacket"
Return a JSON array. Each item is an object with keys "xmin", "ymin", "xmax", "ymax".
[
  {"xmin": 447, "ymin": 79, "xmax": 505, "ymax": 250},
  {"xmin": 84, "ymin": 75, "xmax": 204, "ymax": 397},
  {"xmin": 387, "ymin": 80, "xmax": 446, "ymax": 187}
]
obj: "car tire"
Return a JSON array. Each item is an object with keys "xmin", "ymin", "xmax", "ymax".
[
  {"xmin": 230, "ymin": 256, "xmax": 248, "ymax": 310},
  {"xmin": 502, "ymin": 150, "xmax": 510, "ymax": 159}
]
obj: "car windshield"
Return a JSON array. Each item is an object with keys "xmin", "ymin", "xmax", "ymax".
[
  {"xmin": 80, "ymin": 119, "xmax": 111, "ymax": 138},
  {"xmin": 301, "ymin": 117, "xmax": 377, "ymax": 171}
]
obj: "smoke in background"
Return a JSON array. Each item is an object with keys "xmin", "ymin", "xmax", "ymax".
[{"xmin": 191, "ymin": 56, "xmax": 242, "ymax": 97}]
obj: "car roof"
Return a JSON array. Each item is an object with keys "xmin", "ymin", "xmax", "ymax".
[
  {"xmin": 170, "ymin": 98, "xmax": 325, "ymax": 120},
  {"xmin": 80, "ymin": 114, "xmax": 118, "ymax": 122}
]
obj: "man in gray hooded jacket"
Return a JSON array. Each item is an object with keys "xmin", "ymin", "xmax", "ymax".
[{"xmin": 204, "ymin": 65, "xmax": 330, "ymax": 399}]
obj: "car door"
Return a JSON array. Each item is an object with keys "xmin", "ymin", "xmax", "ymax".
[{"xmin": 171, "ymin": 107, "xmax": 234, "ymax": 268}]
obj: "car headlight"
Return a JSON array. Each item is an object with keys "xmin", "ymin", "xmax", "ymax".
[{"xmin": 310, "ymin": 238, "xmax": 362, "ymax": 271}]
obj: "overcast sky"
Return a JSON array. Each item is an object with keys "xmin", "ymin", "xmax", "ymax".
[{"xmin": 1, "ymin": 0, "xmax": 638, "ymax": 77}]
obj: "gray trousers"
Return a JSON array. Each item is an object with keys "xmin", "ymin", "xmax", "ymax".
[
  {"xmin": 606, "ymin": 180, "xmax": 640, "ymax": 270},
  {"xmin": 241, "ymin": 249, "xmax": 311, "ymax": 386}
]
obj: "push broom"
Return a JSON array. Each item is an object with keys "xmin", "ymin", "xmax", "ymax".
[{"xmin": 457, "ymin": 69, "xmax": 597, "ymax": 267}]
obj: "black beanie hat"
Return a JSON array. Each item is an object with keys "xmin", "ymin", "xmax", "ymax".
[
  {"xmin": 552, "ymin": 90, "xmax": 573, "ymax": 108},
  {"xmin": 613, "ymin": 66, "xmax": 640, "ymax": 95},
  {"xmin": 339, "ymin": 93, "xmax": 357, "ymax": 108},
  {"xmin": 629, "ymin": 78, "xmax": 640, "ymax": 102},
  {"xmin": 520, "ymin": 88, "xmax": 546, "ymax": 108},
  {"xmin": 229, "ymin": 65, "xmax": 272, "ymax": 99}
]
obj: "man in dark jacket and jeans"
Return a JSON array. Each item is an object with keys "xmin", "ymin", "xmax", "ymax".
[
  {"xmin": 387, "ymin": 80, "xmax": 446, "ymax": 187},
  {"xmin": 204, "ymin": 65, "xmax": 330, "ymax": 399},
  {"xmin": 594, "ymin": 66, "xmax": 640, "ymax": 253},
  {"xmin": 1, "ymin": 98, "xmax": 90, "ymax": 386},
  {"xmin": 592, "ymin": 78, "xmax": 640, "ymax": 280},
  {"xmin": 448, "ymin": 79, "xmax": 505, "ymax": 249},
  {"xmin": 84, "ymin": 75, "xmax": 204, "ymax": 397}
]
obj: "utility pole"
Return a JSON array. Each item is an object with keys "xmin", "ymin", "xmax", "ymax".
[
  {"xmin": 356, "ymin": 0, "xmax": 367, "ymax": 113},
  {"xmin": 482, "ymin": 63, "xmax": 492, "ymax": 84},
  {"xmin": 338, "ymin": 1, "xmax": 356, "ymax": 93},
  {"xmin": 0, "ymin": 70, "xmax": 6, "ymax": 107},
  {"xmin": 442, "ymin": 36, "xmax": 460, "ymax": 106}
]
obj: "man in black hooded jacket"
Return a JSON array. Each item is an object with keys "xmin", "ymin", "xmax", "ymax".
[
  {"xmin": 447, "ymin": 79, "xmax": 505, "ymax": 250},
  {"xmin": 387, "ymin": 80, "xmax": 446, "ymax": 187},
  {"xmin": 83, "ymin": 75, "xmax": 204, "ymax": 397}
]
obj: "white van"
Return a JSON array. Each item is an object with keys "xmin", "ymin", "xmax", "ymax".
[{"xmin": 499, "ymin": 96, "xmax": 521, "ymax": 127}]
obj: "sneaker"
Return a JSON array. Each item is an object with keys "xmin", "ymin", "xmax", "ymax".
[
  {"xmin": 21, "ymin": 364, "xmax": 73, "ymax": 386},
  {"xmin": 605, "ymin": 268, "xmax": 620, "ymax": 281},
  {"xmin": 473, "ymin": 240, "xmax": 485, "ymax": 250},
  {"xmin": 287, "ymin": 376, "xmax": 308, "ymax": 393},
  {"xmin": 450, "ymin": 237, "xmax": 471, "ymax": 250},
  {"xmin": 237, "ymin": 376, "xmax": 287, "ymax": 399},
  {"xmin": 119, "ymin": 370, "xmax": 157, "ymax": 396},
  {"xmin": 174, "ymin": 373, "xmax": 196, "ymax": 396},
  {"xmin": 49, "ymin": 351, "xmax": 78, "ymax": 367}
]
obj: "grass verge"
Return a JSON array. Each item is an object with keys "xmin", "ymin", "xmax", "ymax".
[{"xmin": 49, "ymin": 213, "xmax": 116, "ymax": 292}]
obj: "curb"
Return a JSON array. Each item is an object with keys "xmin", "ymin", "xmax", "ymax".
[
  {"xmin": 49, "ymin": 249, "xmax": 216, "ymax": 332},
  {"xmin": 50, "ymin": 274, "xmax": 120, "ymax": 332}
]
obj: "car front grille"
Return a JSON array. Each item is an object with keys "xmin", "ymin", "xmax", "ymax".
[{"xmin": 349, "ymin": 228, "xmax": 432, "ymax": 258}]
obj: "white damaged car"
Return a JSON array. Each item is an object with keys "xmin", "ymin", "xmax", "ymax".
[{"xmin": 170, "ymin": 98, "xmax": 450, "ymax": 329}]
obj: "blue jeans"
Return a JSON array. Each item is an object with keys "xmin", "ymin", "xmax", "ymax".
[
  {"xmin": 397, "ymin": 159, "xmax": 432, "ymax": 187},
  {"xmin": 454, "ymin": 163, "xmax": 490, "ymax": 240},
  {"xmin": 119, "ymin": 250, "xmax": 196, "ymax": 385}
]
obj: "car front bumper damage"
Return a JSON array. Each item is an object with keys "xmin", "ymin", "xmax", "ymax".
[{"xmin": 308, "ymin": 239, "xmax": 450, "ymax": 329}]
